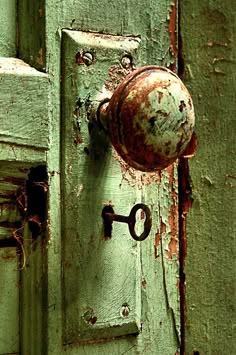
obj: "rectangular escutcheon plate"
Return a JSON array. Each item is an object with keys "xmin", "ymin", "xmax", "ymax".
[{"xmin": 61, "ymin": 30, "xmax": 142, "ymax": 344}]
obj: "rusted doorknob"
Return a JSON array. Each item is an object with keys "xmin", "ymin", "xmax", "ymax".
[{"xmin": 96, "ymin": 65, "xmax": 195, "ymax": 171}]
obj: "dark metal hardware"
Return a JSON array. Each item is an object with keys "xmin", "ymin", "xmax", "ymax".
[{"xmin": 102, "ymin": 203, "xmax": 152, "ymax": 241}]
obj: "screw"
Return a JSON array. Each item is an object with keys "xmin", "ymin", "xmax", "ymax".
[
  {"xmin": 76, "ymin": 51, "xmax": 94, "ymax": 66},
  {"xmin": 83, "ymin": 52, "xmax": 93, "ymax": 66},
  {"xmin": 120, "ymin": 304, "xmax": 130, "ymax": 317},
  {"xmin": 121, "ymin": 55, "xmax": 132, "ymax": 69}
]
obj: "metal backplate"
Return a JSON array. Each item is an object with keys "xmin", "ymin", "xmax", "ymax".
[{"xmin": 61, "ymin": 30, "xmax": 142, "ymax": 344}]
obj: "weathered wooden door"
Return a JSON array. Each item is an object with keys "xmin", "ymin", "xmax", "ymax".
[{"xmin": 2, "ymin": 1, "xmax": 227, "ymax": 354}]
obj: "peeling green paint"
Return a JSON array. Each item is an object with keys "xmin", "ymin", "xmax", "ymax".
[
  {"xmin": 181, "ymin": 1, "xmax": 236, "ymax": 354},
  {"xmin": 0, "ymin": 1, "xmax": 183, "ymax": 354}
]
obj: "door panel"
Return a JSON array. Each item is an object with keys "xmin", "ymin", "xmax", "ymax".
[
  {"xmin": 0, "ymin": 7, "xmax": 50, "ymax": 355},
  {"xmin": 62, "ymin": 30, "xmax": 142, "ymax": 343},
  {"xmin": 1, "ymin": 1, "xmax": 181, "ymax": 354}
]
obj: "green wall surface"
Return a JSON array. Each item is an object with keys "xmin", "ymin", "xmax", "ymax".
[{"xmin": 180, "ymin": 0, "xmax": 236, "ymax": 354}]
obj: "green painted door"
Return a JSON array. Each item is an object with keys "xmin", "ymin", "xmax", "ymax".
[
  {"xmin": 0, "ymin": 1, "xmax": 181, "ymax": 354},
  {"xmin": 1, "ymin": 1, "xmax": 234, "ymax": 355}
]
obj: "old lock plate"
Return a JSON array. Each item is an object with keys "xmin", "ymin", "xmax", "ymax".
[{"xmin": 61, "ymin": 30, "xmax": 143, "ymax": 344}]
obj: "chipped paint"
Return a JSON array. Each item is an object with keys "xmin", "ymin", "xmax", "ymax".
[
  {"xmin": 167, "ymin": 164, "xmax": 179, "ymax": 259},
  {"xmin": 155, "ymin": 220, "xmax": 166, "ymax": 258},
  {"xmin": 105, "ymin": 64, "xmax": 133, "ymax": 93},
  {"xmin": 113, "ymin": 149, "xmax": 161, "ymax": 189},
  {"xmin": 168, "ymin": 0, "xmax": 178, "ymax": 71}
]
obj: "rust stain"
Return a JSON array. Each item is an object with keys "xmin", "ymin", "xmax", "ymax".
[
  {"xmin": 168, "ymin": 0, "xmax": 178, "ymax": 72},
  {"xmin": 168, "ymin": 209, "xmax": 178, "ymax": 259},
  {"xmin": 168, "ymin": 238, "xmax": 178, "ymax": 259},
  {"xmin": 181, "ymin": 131, "xmax": 198, "ymax": 158},
  {"xmin": 166, "ymin": 164, "xmax": 178, "ymax": 200},
  {"xmin": 167, "ymin": 165, "xmax": 179, "ymax": 260},
  {"xmin": 158, "ymin": 91, "xmax": 164, "ymax": 103},
  {"xmin": 74, "ymin": 135, "xmax": 83, "ymax": 145}
]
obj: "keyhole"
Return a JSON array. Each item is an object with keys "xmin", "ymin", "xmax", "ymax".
[{"xmin": 102, "ymin": 205, "xmax": 114, "ymax": 238}]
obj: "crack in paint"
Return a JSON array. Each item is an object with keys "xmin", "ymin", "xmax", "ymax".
[
  {"xmin": 160, "ymin": 220, "xmax": 181, "ymax": 347},
  {"xmin": 178, "ymin": 158, "xmax": 194, "ymax": 354}
]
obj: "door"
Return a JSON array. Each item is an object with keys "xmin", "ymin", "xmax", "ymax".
[{"xmin": 1, "ymin": 1, "xmax": 182, "ymax": 354}]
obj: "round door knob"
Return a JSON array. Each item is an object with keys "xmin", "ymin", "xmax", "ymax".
[{"xmin": 102, "ymin": 65, "xmax": 195, "ymax": 172}]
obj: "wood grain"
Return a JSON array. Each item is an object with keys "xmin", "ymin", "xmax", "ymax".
[
  {"xmin": 0, "ymin": 248, "xmax": 19, "ymax": 354},
  {"xmin": 0, "ymin": 58, "xmax": 50, "ymax": 149},
  {"xmin": 0, "ymin": 0, "xmax": 16, "ymax": 57},
  {"xmin": 180, "ymin": 1, "xmax": 236, "ymax": 353}
]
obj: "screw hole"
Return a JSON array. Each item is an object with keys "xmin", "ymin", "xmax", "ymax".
[
  {"xmin": 149, "ymin": 116, "xmax": 156, "ymax": 128},
  {"xmin": 88, "ymin": 316, "xmax": 97, "ymax": 325},
  {"xmin": 120, "ymin": 303, "xmax": 130, "ymax": 317}
]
